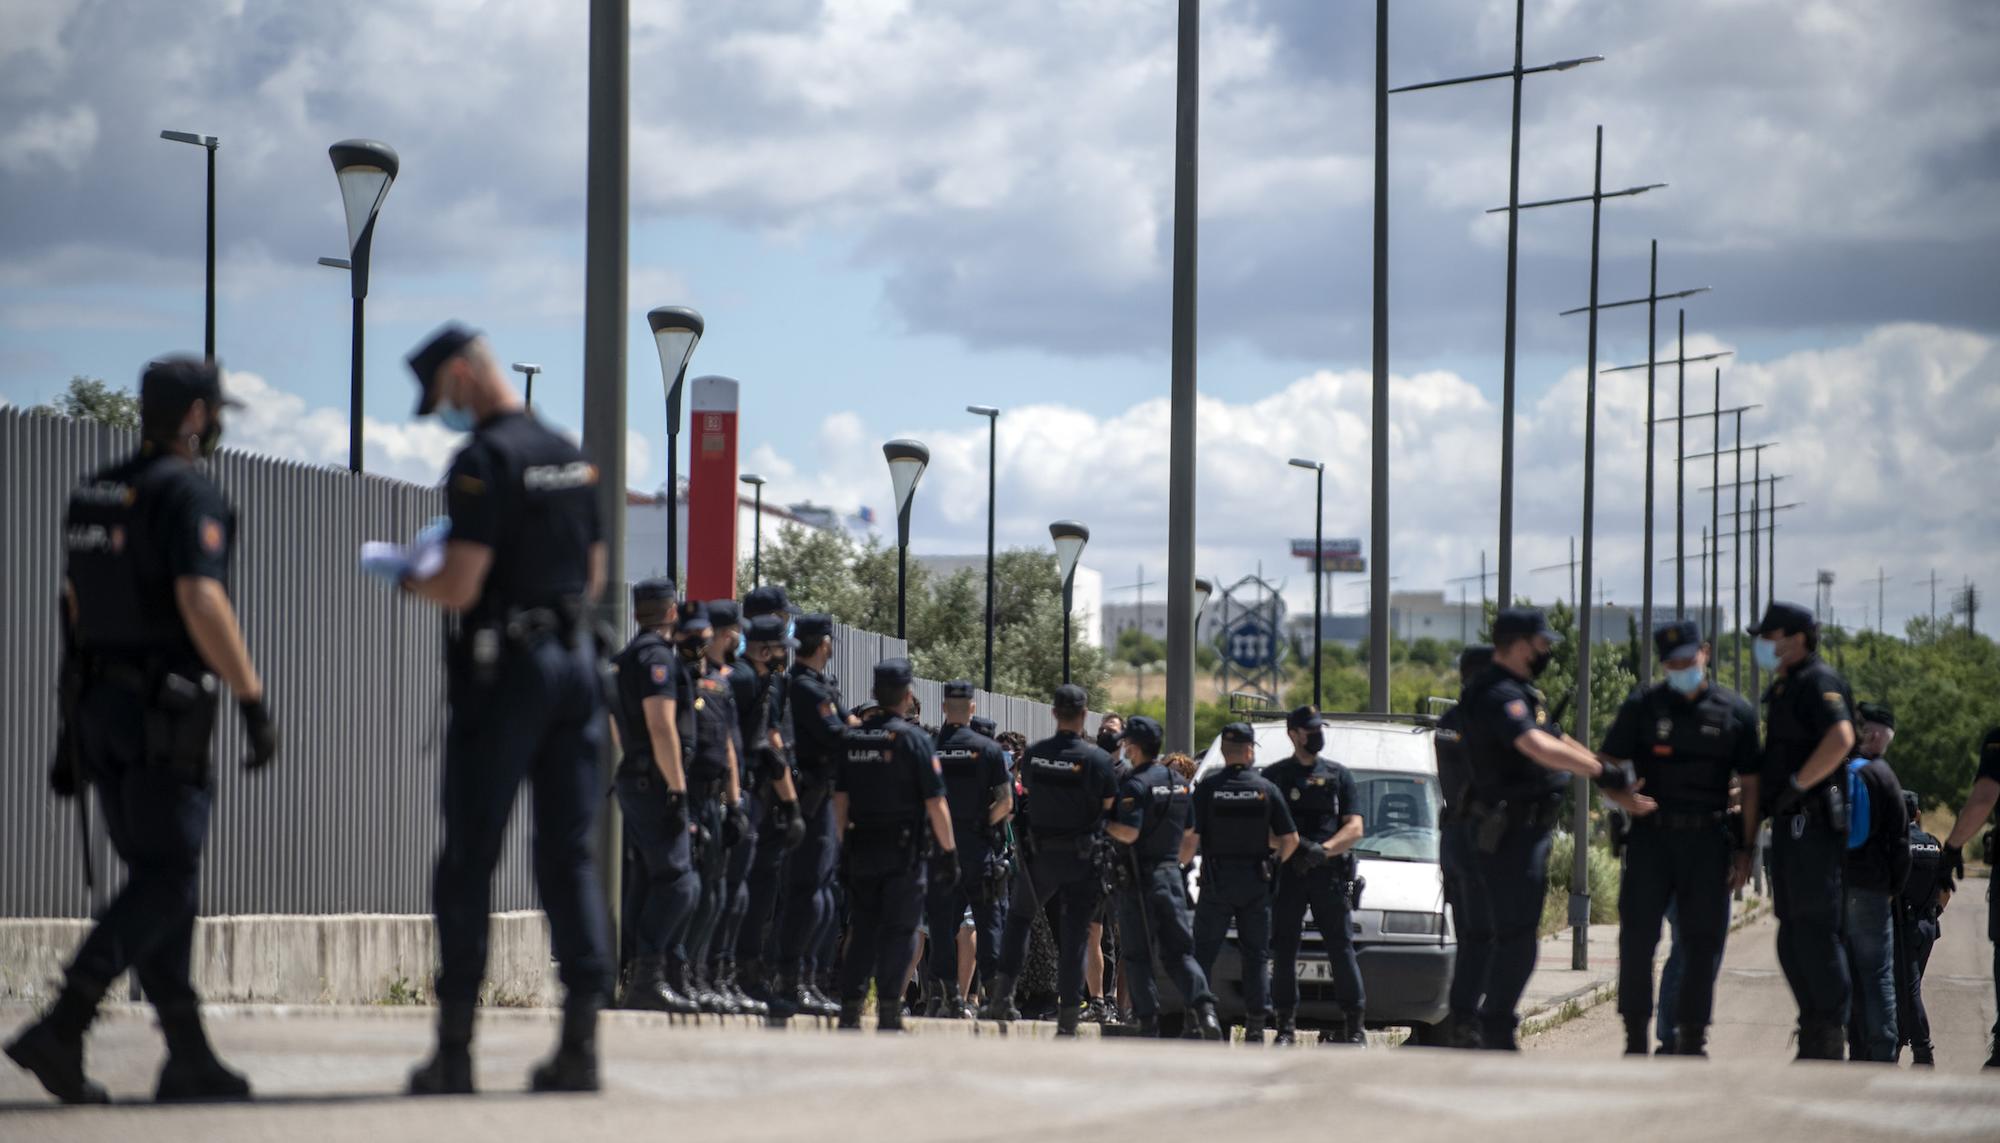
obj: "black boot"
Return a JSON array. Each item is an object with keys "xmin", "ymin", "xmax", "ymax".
[
  {"xmin": 154, "ymin": 1001, "xmax": 251, "ymax": 1102},
  {"xmin": 529, "ymin": 995, "xmax": 600, "ymax": 1093},
  {"xmin": 1910, "ymin": 1040, "xmax": 1935, "ymax": 1067},
  {"xmin": 692, "ymin": 962, "xmax": 740, "ymax": 1015},
  {"xmin": 1624, "ymin": 1017, "xmax": 1651, "ymax": 1057},
  {"xmin": 1795, "ymin": 1021, "xmax": 1844, "ymax": 1061},
  {"xmin": 763, "ymin": 971, "xmax": 802, "ymax": 1023},
  {"xmin": 408, "ymin": 1003, "xmax": 477, "ymax": 1096},
  {"xmin": 1272, "ymin": 1010, "xmax": 1298, "ymax": 1046},
  {"xmin": 1446, "ymin": 1011, "xmax": 1483, "ymax": 1050},
  {"xmin": 1242, "ymin": 1011, "xmax": 1266, "ymax": 1046},
  {"xmin": 877, "ymin": 993, "xmax": 906, "ymax": 1034},
  {"xmin": 837, "ymin": 996, "xmax": 866, "ymax": 1031},
  {"xmin": 807, "ymin": 973, "xmax": 839, "ymax": 1017},
  {"xmin": 1193, "ymin": 999, "xmax": 1224, "ymax": 1042},
  {"xmin": 939, "ymin": 982, "xmax": 968, "ymax": 1019},
  {"xmin": 978, "ymin": 974, "xmax": 1020, "ymax": 1022},
  {"xmin": 1056, "ymin": 1005, "xmax": 1080, "ymax": 1038},
  {"xmin": 620, "ymin": 957, "xmax": 700, "ymax": 1015},
  {"xmin": 1082, "ymin": 997, "xmax": 1108, "ymax": 1024},
  {"xmin": 1675, "ymin": 1024, "xmax": 1708, "ymax": 1058},
  {"xmin": 1335, "ymin": 1011, "xmax": 1367, "ymax": 1047},
  {"xmin": 5, "ymin": 977, "xmax": 109, "ymax": 1105},
  {"xmin": 1136, "ymin": 1013, "xmax": 1160, "ymax": 1037},
  {"xmin": 720, "ymin": 961, "xmax": 767, "ymax": 1017}
]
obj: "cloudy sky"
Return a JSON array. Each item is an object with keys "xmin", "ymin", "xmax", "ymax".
[{"xmin": 4, "ymin": 0, "xmax": 1996, "ymax": 632}]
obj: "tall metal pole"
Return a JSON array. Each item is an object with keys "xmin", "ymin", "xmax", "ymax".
[
  {"xmin": 984, "ymin": 415, "xmax": 997, "ymax": 692},
  {"xmin": 1767, "ymin": 473, "xmax": 1777, "ymax": 615},
  {"xmin": 1570, "ymin": 124, "xmax": 1604, "ymax": 972},
  {"xmin": 349, "ymin": 297, "xmax": 364, "ymax": 473},
  {"xmin": 1496, "ymin": 0, "xmax": 1526, "ymax": 610},
  {"xmin": 1641, "ymin": 242, "xmax": 1658, "ymax": 683},
  {"xmin": 1313, "ymin": 468, "xmax": 1324, "ymax": 707},
  {"xmin": 896, "ymin": 536, "xmax": 909, "ymax": 640},
  {"xmin": 751, "ymin": 482, "xmax": 763, "ymax": 587},
  {"xmin": 204, "ymin": 142, "xmax": 216, "ymax": 362},
  {"xmin": 1367, "ymin": 0, "xmax": 1391, "ymax": 714},
  {"xmin": 1731, "ymin": 409, "xmax": 1744, "ymax": 689},
  {"xmin": 1748, "ymin": 477, "xmax": 1761, "ymax": 701},
  {"xmin": 1710, "ymin": 368, "xmax": 1722, "ymax": 644},
  {"xmin": 666, "ymin": 419, "xmax": 681, "ymax": 584},
  {"xmin": 1165, "ymin": 0, "xmax": 1201, "ymax": 749},
  {"xmin": 1675, "ymin": 309, "xmax": 1687, "ymax": 620},
  {"xmin": 1062, "ymin": 577, "xmax": 1075, "ymax": 686}
]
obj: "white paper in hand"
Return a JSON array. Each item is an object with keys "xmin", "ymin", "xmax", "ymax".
[{"xmin": 405, "ymin": 531, "xmax": 447, "ymax": 579}]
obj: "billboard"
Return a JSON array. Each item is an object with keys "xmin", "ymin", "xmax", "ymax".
[{"xmin": 1292, "ymin": 538, "xmax": 1364, "ymax": 574}]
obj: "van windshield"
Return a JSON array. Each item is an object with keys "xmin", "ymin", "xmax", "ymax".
[{"xmin": 1348, "ymin": 769, "xmax": 1440, "ymax": 863}]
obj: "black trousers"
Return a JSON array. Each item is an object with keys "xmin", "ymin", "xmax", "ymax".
[
  {"xmin": 997, "ymin": 847, "xmax": 1100, "ymax": 1007},
  {"xmin": 837, "ymin": 845, "xmax": 927, "ymax": 1004},
  {"xmin": 1271, "ymin": 862, "xmax": 1365, "ymax": 1015},
  {"xmin": 925, "ymin": 835, "xmax": 1002, "ymax": 988},
  {"xmin": 1617, "ymin": 820, "xmax": 1732, "ymax": 1030},
  {"xmin": 1193, "ymin": 858, "xmax": 1275, "ymax": 1016},
  {"xmin": 1770, "ymin": 808, "xmax": 1850, "ymax": 1027},
  {"xmin": 710, "ymin": 791, "xmax": 761, "ymax": 968},
  {"xmin": 1116, "ymin": 857, "xmax": 1211, "ymax": 1019},
  {"xmin": 615, "ymin": 770, "xmax": 696, "ymax": 960}
]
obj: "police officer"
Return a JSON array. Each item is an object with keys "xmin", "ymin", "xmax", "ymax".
[
  {"xmin": 1745, "ymin": 601, "xmax": 1858, "ymax": 1060},
  {"xmin": 391, "ymin": 325, "xmax": 615, "ymax": 1094},
  {"xmin": 1105, "ymin": 716, "xmax": 1222, "ymax": 1040},
  {"xmin": 770, "ymin": 613, "xmax": 850, "ymax": 1019},
  {"xmin": 1936, "ymin": 725, "xmax": 2000, "ymax": 1067},
  {"xmin": 707, "ymin": 599, "xmax": 770, "ymax": 1015},
  {"xmin": 835, "ymin": 659, "xmax": 959, "ymax": 1031},
  {"xmin": 1191, "ymin": 723, "xmax": 1298, "ymax": 1044},
  {"xmin": 1597, "ymin": 621, "xmax": 1757, "ymax": 1057},
  {"xmin": 732, "ymin": 601, "xmax": 807, "ymax": 1009},
  {"xmin": 1899, "ymin": 790, "xmax": 1944, "ymax": 1067},
  {"xmin": 1436, "ymin": 645, "xmax": 1494, "ymax": 1049},
  {"xmin": 668, "ymin": 603, "xmax": 744, "ymax": 1012},
  {"xmin": 1459, "ymin": 608, "xmax": 1648, "ymax": 1051},
  {"xmin": 1841, "ymin": 701, "xmax": 1909, "ymax": 1063},
  {"xmin": 6, "ymin": 357, "xmax": 276, "ymax": 1106},
  {"xmin": 981, "ymin": 684, "xmax": 1118, "ymax": 1036},
  {"xmin": 1267, "ymin": 706, "xmax": 1368, "ymax": 1047},
  {"xmin": 924, "ymin": 680, "xmax": 1013, "ymax": 1017}
]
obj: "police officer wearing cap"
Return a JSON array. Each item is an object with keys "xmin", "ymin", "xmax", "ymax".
[
  {"xmin": 1436, "ymin": 645, "xmax": 1493, "ymax": 1048},
  {"xmin": 981, "ymin": 683, "xmax": 1119, "ymax": 1035},
  {"xmin": 770, "ymin": 612, "xmax": 850, "ymax": 1019},
  {"xmin": 1898, "ymin": 789, "xmax": 1944, "ymax": 1067},
  {"xmin": 1597, "ymin": 620, "xmax": 1758, "ymax": 1057},
  {"xmin": 1191, "ymin": 722, "xmax": 1299, "ymax": 1043},
  {"xmin": 1105, "ymin": 715, "xmax": 1221, "ymax": 1040},
  {"xmin": 706, "ymin": 599, "xmax": 774, "ymax": 1015},
  {"xmin": 835, "ymin": 659, "xmax": 958, "ymax": 1031},
  {"xmin": 924, "ymin": 680, "xmax": 1013, "ymax": 1018},
  {"xmin": 606, "ymin": 580, "xmax": 700, "ymax": 1018},
  {"xmin": 6, "ymin": 356, "xmax": 276, "ymax": 1106},
  {"xmin": 389, "ymin": 325, "xmax": 615, "ymax": 1094},
  {"xmin": 1267, "ymin": 706, "xmax": 1368, "ymax": 1047},
  {"xmin": 732, "ymin": 596, "xmax": 808, "ymax": 1008},
  {"xmin": 1744, "ymin": 600, "xmax": 1859, "ymax": 1060},
  {"xmin": 1936, "ymin": 725, "xmax": 2000, "ymax": 1067},
  {"xmin": 673, "ymin": 602, "xmax": 746, "ymax": 1013},
  {"xmin": 1841, "ymin": 701, "xmax": 1910, "ymax": 1063},
  {"xmin": 1459, "ymin": 608, "xmax": 1651, "ymax": 1051}
]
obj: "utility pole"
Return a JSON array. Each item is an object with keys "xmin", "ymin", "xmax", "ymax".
[
  {"xmin": 1858, "ymin": 568, "xmax": 1891, "ymax": 635},
  {"xmin": 1109, "ymin": 566, "xmax": 1158, "ymax": 702},
  {"xmin": 1926, "ymin": 568, "xmax": 1941, "ymax": 632},
  {"xmin": 1164, "ymin": 0, "xmax": 1199, "ymax": 751}
]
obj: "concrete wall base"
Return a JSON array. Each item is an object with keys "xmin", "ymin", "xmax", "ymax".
[{"xmin": 0, "ymin": 912, "xmax": 557, "ymax": 1007}]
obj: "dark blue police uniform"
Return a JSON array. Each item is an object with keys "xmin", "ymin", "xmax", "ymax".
[
  {"xmin": 1899, "ymin": 802, "xmax": 1942, "ymax": 1065},
  {"xmin": 1192, "ymin": 725, "xmax": 1297, "ymax": 1034},
  {"xmin": 924, "ymin": 683, "xmax": 1011, "ymax": 1004},
  {"xmin": 1266, "ymin": 709, "xmax": 1367, "ymax": 1041},
  {"xmin": 731, "ymin": 592, "xmax": 805, "ymax": 1003},
  {"xmin": 1110, "ymin": 717, "xmax": 1215, "ymax": 1035},
  {"xmin": 773, "ymin": 614, "xmax": 849, "ymax": 1015},
  {"xmin": 835, "ymin": 660, "xmax": 948, "ymax": 1030},
  {"xmin": 679, "ymin": 627, "xmax": 740, "ymax": 1009},
  {"xmin": 1437, "ymin": 646, "xmax": 1493, "ymax": 1046},
  {"xmin": 1599, "ymin": 621, "xmax": 1759, "ymax": 1055},
  {"xmin": 708, "ymin": 599, "xmax": 768, "ymax": 1011}
]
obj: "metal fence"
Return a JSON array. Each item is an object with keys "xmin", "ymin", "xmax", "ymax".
[{"xmin": 2, "ymin": 408, "xmax": 1070, "ymax": 920}]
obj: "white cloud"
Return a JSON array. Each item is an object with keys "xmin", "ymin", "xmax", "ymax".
[
  {"xmin": 0, "ymin": 104, "xmax": 98, "ymax": 175},
  {"xmin": 221, "ymin": 368, "xmax": 462, "ymax": 485}
]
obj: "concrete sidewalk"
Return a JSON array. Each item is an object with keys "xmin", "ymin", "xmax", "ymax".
[{"xmin": 1519, "ymin": 893, "xmax": 1771, "ymax": 1038}]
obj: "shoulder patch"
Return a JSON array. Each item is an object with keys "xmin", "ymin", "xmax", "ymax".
[
  {"xmin": 651, "ymin": 663, "xmax": 668, "ymax": 685},
  {"xmin": 199, "ymin": 517, "xmax": 225, "ymax": 554},
  {"xmin": 932, "ymin": 755, "xmax": 943, "ymax": 775},
  {"xmin": 453, "ymin": 474, "xmax": 485, "ymax": 496},
  {"xmin": 1823, "ymin": 692, "xmax": 1847, "ymax": 716},
  {"xmin": 1505, "ymin": 699, "xmax": 1529, "ymax": 720}
]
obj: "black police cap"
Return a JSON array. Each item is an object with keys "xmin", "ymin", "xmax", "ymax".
[
  {"xmin": 1750, "ymin": 600, "xmax": 1815, "ymax": 637},
  {"xmin": 405, "ymin": 322, "xmax": 481, "ymax": 415},
  {"xmin": 632, "ymin": 578, "xmax": 677, "ymax": 609},
  {"xmin": 140, "ymin": 356, "xmax": 239, "ymax": 428},
  {"xmin": 1458, "ymin": 644, "xmax": 1494, "ymax": 684},
  {"xmin": 744, "ymin": 612, "xmax": 796, "ymax": 647},
  {"xmin": 1052, "ymin": 683, "xmax": 1088, "ymax": 713},
  {"xmin": 1220, "ymin": 722, "xmax": 1256, "ymax": 745},
  {"xmin": 1857, "ymin": 701, "xmax": 1895, "ymax": 730},
  {"xmin": 676, "ymin": 600, "xmax": 712, "ymax": 633},
  {"xmin": 969, "ymin": 716, "xmax": 997, "ymax": 738},
  {"xmin": 1654, "ymin": 619, "xmax": 1702, "ymax": 663},
  {"xmin": 1902, "ymin": 790, "xmax": 1920, "ymax": 819},
  {"xmin": 1492, "ymin": 607, "xmax": 1559, "ymax": 644},
  {"xmin": 742, "ymin": 584, "xmax": 802, "ymax": 619},
  {"xmin": 874, "ymin": 657, "xmax": 914, "ymax": 688},
  {"xmin": 942, "ymin": 679, "xmax": 976, "ymax": 699},
  {"xmin": 1286, "ymin": 705, "xmax": 1323, "ymax": 732},
  {"xmin": 1121, "ymin": 715, "xmax": 1164, "ymax": 753},
  {"xmin": 706, "ymin": 600, "xmax": 742, "ymax": 629},
  {"xmin": 794, "ymin": 613, "xmax": 834, "ymax": 642}
]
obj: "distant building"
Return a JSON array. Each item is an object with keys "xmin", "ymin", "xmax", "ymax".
[
  {"xmin": 625, "ymin": 486, "xmax": 825, "ymax": 589},
  {"xmin": 1103, "ymin": 599, "xmax": 1228, "ymax": 648}
]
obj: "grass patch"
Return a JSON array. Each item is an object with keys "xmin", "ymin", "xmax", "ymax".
[
  {"xmin": 379, "ymin": 976, "xmax": 423, "ymax": 1006},
  {"xmin": 1540, "ymin": 831, "xmax": 1621, "ymax": 937}
]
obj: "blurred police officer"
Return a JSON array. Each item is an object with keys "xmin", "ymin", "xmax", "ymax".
[
  {"xmin": 1841, "ymin": 701, "xmax": 1910, "ymax": 1063},
  {"xmin": 732, "ymin": 599, "xmax": 807, "ymax": 1009},
  {"xmin": 1745, "ymin": 601, "xmax": 1859, "ymax": 1060},
  {"xmin": 1459, "ymin": 608, "xmax": 1650, "ymax": 1051},
  {"xmin": 981, "ymin": 684, "xmax": 1118, "ymax": 1036},
  {"xmin": 924, "ymin": 680, "xmax": 1013, "ymax": 1018},
  {"xmin": 1899, "ymin": 790, "xmax": 1944, "ymax": 1066},
  {"xmin": 6, "ymin": 357, "xmax": 276, "ymax": 1106},
  {"xmin": 1437, "ymin": 644, "xmax": 1493, "ymax": 1049},
  {"xmin": 674, "ymin": 602, "xmax": 746, "ymax": 1013},
  {"xmin": 1266, "ymin": 706, "xmax": 1368, "ymax": 1047},
  {"xmin": 707, "ymin": 599, "xmax": 770, "ymax": 1015},
  {"xmin": 770, "ymin": 613, "xmax": 849, "ymax": 1019},
  {"xmin": 1192, "ymin": 723, "xmax": 1299, "ymax": 1044},
  {"xmin": 1936, "ymin": 725, "xmax": 2000, "ymax": 1067},
  {"xmin": 1106, "ymin": 716, "xmax": 1222, "ymax": 1040},
  {"xmin": 389, "ymin": 325, "xmax": 614, "ymax": 1094},
  {"xmin": 1597, "ymin": 621, "xmax": 1756, "ymax": 1057},
  {"xmin": 835, "ymin": 659, "xmax": 958, "ymax": 1031}
]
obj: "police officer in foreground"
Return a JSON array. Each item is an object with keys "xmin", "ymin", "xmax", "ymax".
[
  {"xmin": 1192, "ymin": 723, "xmax": 1299, "ymax": 1044},
  {"xmin": 732, "ymin": 599, "xmax": 807, "ymax": 1010},
  {"xmin": 1436, "ymin": 645, "xmax": 1494, "ymax": 1049},
  {"xmin": 1459, "ymin": 608, "xmax": 1652, "ymax": 1051},
  {"xmin": 6, "ymin": 357, "xmax": 277, "ymax": 1106},
  {"xmin": 1898, "ymin": 790, "xmax": 1945, "ymax": 1066},
  {"xmin": 1105, "ymin": 716, "xmax": 1222, "ymax": 1040},
  {"xmin": 677, "ymin": 602, "xmax": 746, "ymax": 1013},
  {"xmin": 770, "ymin": 613, "xmax": 850, "ymax": 1019},
  {"xmin": 1936, "ymin": 725, "xmax": 2000, "ymax": 1067},
  {"xmin": 1743, "ymin": 601, "xmax": 1858, "ymax": 1061},
  {"xmin": 388, "ymin": 325, "xmax": 615, "ymax": 1094},
  {"xmin": 1598, "ymin": 621, "xmax": 1757, "ymax": 1058},
  {"xmin": 925, "ymin": 680, "xmax": 1013, "ymax": 1018},
  {"xmin": 1266, "ymin": 706, "xmax": 1368, "ymax": 1047},
  {"xmin": 981, "ymin": 684, "xmax": 1118, "ymax": 1035},
  {"xmin": 835, "ymin": 659, "xmax": 959, "ymax": 1031},
  {"xmin": 1841, "ymin": 701, "xmax": 1910, "ymax": 1063}
]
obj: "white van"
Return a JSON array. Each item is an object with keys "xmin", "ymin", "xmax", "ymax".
[{"xmin": 1168, "ymin": 713, "xmax": 1452, "ymax": 1041}]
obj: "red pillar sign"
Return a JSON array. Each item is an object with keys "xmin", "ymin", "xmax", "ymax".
[{"xmin": 686, "ymin": 375, "xmax": 739, "ymax": 602}]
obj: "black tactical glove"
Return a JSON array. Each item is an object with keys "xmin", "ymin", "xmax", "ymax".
[
  {"xmin": 722, "ymin": 801, "xmax": 750, "ymax": 848},
  {"xmin": 1771, "ymin": 775, "xmax": 1807, "ymax": 817},
  {"xmin": 772, "ymin": 798, "xmax": 807, "ymax": 849},
  {"xmin": 1289, "ymin": 838, "xmax": 1329, "ymax": 872},
  {"xmin": 933, "ymin": 848, "xmax": 962, "ymax": 890},
  {"xmin": 1940, "ymin": 844, "xmax": 1965, "ymax": 893},
  {"xmin": 48, "ymin": 744, "xmax": 78, "ymax": 799},
  {"xmin": 663, "ymin": 787, "xmax": 689, "ymax": 838},
  {"xmin": 239, "ymin": 697, "xmax": 278, "ymax": 771},
  {"xmin": 1594, "ymin": 759, "xmax": 1634, "ymax": 792}
]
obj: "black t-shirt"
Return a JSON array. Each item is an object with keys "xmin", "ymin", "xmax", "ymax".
[
  {"xmin": 1759, "ymin": 653, "xmax": 1852, "ymax": 809},
  {"xmin": 1193, "ymin": 764, "xmax": 1296, "ymax": 859},
  {"xmin": 1018, "ymin": 730, "xmax": 1117, "ymax": 835},
  {"xmin": 1116, "ymin": 761, "xmax": 1194, "ymax": 862},
  {"xmin": 65, "ymin": 451, "xmax": 235, "ymax": 665},
  {"xmin": 612, "ymin": 630, "xmax": 682, "ymax": 771},
  {"xmin": 1844, "ymin": 755, "xmax": 1910, "ymax": 894},
  {"xmin": 686, "ymin": 659, "xmax": 736, "ymax": 785},
  {"xmin": 935, "ymin": 723, "xmax": 1010, "ymax": 828},
  {"xmin": 727, "ymin": 657, "xmax": 762, "ymax": 759},
  {"xmin": 1263, "ymin": 754, "xmax": 1360, "ymax": 844},
  {"xmin": 836, "ymin": 711, "xmax": 944, "ymax": 829},
  {"xmin": 1462, "ymin": 664, "xmax": 1564, "ymax": 803},
  {"xmin": 1599, "ymin": 681, "xmax": 1759, "ymax": 813},
  {"xmin": 785, "ymin": 665, "xmax": 848, "ymax": 782},
  {"xmin": 444, "ymin": 410, "xmax": 601, "ymax": 621}
]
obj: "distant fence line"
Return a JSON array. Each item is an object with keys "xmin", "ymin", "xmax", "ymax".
[{"xmin": 0, "ymin": 408, "xmax": 1069, "ymax": 920}]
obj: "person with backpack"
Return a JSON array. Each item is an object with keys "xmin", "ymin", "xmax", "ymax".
[{"xmin": 1840, "ymin": 702, "xmax": 1912, "ymax": 1063}]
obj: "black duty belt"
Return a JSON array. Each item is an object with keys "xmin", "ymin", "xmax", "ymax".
[{"xmin": 1640, "ymin": 810, "xmax": 1729, "ymax": 831}]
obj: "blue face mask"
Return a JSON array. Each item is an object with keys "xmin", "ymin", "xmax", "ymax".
[
  {"xmin": 437, "ymin": 402, "xmax": 476, "ymax": 433},
  {"xmin": 1753, "ymin": 637, "xmax": 1781, "ymax": 671},
  {"xmin": 735, "ymin": 632, "xmax": 747, "ymax": 657},
  {"xmin": 1666, "ymin": 665, "xmax": 1704, "ymax": 697}
]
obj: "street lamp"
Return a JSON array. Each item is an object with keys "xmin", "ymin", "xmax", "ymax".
[
  {"xmin": 328, "ymin": 139, "xmax": 398, "ymax": 474},
  {"xmin": 160, "ymin": 130, "xmax": 219, "ymax": 361},
  {"xmin": 1051, "ymin": 520, "xmax": 1091, "ymax": 686},
  {"xmin": 884, "ymin": 439, "xmax": 931, "ymax": 641},
  {"xmin": 968, "ymin": 404, "xmax": 1001, "ymax": 692},
  {"xmin": 512, "ymin": 362, "xmax": 542, "ymax": 408},
  {"xmin": 740, "ymin": 473, "xmax": 767, "ymax": 588},
  {"xmin": 1193, "ymin": 575, "xmax": 1213, "ymax": 635},
  {"xmin": 646, "ymin": 306, "xmax": 704, "ymax": 583},
  {"xmin": 1289, "ymin": 457, "xmax": 1326, "ymax": 708}
]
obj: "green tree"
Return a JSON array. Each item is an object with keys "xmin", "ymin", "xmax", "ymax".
[
  {"xmin": 1837, "ymin": 624, "xmax": 2000, "ymax": 809},
  {"xmin": 1115, "ymin": 627, "xmax": 1166, "ymax": 667},
  {"xmin": 30, "ymin": 375, "xmax": 140, "ymax": 430}
]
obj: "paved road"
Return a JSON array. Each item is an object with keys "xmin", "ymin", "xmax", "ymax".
[{"xmin": 1531, "ymin": 878, "xmax": 1998, "ymax": 1073}]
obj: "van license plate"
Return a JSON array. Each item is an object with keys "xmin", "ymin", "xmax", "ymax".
[{"xmin": 1296, "ymin": 961, "xmax": 1332, "ymax": 982}]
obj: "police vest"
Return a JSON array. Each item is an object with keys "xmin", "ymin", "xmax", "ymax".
[
  {"xmin": 841, "ymin": 717, "xmax": 926, "ymax": 829},
  {"xmin": 1904, "ymin": 825, "xmax": 1942, "ymax": 918},
  {"xmin": 1434, "ymin": 704, "xmax": 1471, "ymax": 816},
  {"xmin": 1204, "ymin": 770, "xmax": 1276, "ymax": 858},
  {"xmin": 1129, "ymin": 764, "xmax": 1192, "ymax": 862},
  {"xmin": 611, "ymin": 631, "xmax": 673, "ymax": 766},
  {"xmin": 1633, "ymin": 686, "xmax": 1745, "ymax": 813},
  {"xmin": 66, "ymin": 454, "xmax": 211, "ymax": 654},
  {"xmin": 936, "ymin": 727, "xmax": 994, "ymax": 826},
  {"xmin": 1274, "ymin": 758, "xmax": 1349, "ymax": 843},
  {"xmin": 1022, "ymin": 740, "xmax": 1099, "ymax": 835},
  {"xmin": 687, "ymin": 666, "xmax": 734, "ymax": 783}
]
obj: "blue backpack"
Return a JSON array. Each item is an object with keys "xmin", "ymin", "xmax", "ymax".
[{"xmin": 1844, "ymin": 758, "xmax": 1872, "ymax": 851}]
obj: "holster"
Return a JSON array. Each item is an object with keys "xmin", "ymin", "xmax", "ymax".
[
  {"xmin": 53, "ymin": 646, "xmax": 89, "ymax": 790},
  {"xmin": 1607, "ymin": 810, "xmax": 1630, "ymax": 858},
  {"xmin": 144, "ymin": 670, "xmax": 219, "ymax": 785}
]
